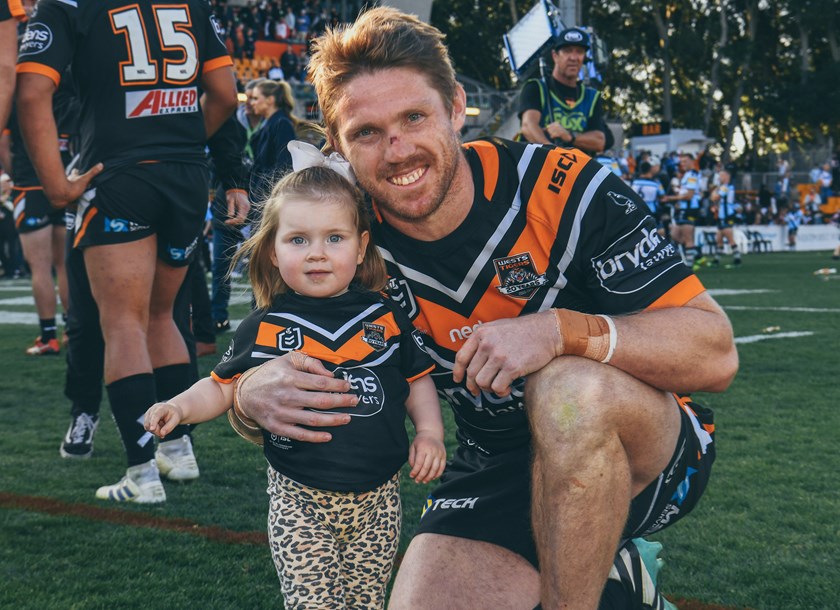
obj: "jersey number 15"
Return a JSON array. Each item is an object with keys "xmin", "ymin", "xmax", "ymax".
[{"xmin": 110, "ymin": 5, "xmax": 199, "ymax": 86}]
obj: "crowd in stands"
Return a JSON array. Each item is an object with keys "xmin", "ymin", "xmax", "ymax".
[
  {"xmin": 613, "ymin": 147, "xmax": 840, "ymax": 230},
  {"xmin": 209, "ymin": 1, "xmax": 365, "ymax": 63}
]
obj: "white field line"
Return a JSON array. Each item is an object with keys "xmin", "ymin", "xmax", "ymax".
[
  {"xmin": 0, "ymin": 296, "xmax": 36, "ymax": 306},
  {"xmin": 724, "ymin": 306, "xmax": 840, "ymax": 313},
  {"xmin": 735, "ymin": 331, "xmax": 815, "ymax": 344},
  {"xmin": 707, "ymin": 289, "xmax": 775, "ymax": 296}
]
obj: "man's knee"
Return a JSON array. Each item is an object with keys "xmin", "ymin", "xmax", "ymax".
[{"xmin": 525, "ymin": 356, "xmax": 615, "ymax": 436}]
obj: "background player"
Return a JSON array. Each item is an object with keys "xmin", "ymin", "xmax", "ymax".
[
  {"xmin": 663, "ymin": 152, "xmax": 705, "ymax": 269},
  {"xmin": 0, "ymin": 0, "xmax": 25, "ymax": 132},
  {"xmin": 1, "ymin": 70, "xmax": 77, "ymax": 354},
  {"xmin": 145, "ymin": 157, "xmax": 445, "ymax": 608},
  {"xmin": 16, "ymin": 0, "xmax": 238, "ymax": 502},
  {"xmin": 710, "ymin": 169, "xmax": 742, "ymax": 266}
]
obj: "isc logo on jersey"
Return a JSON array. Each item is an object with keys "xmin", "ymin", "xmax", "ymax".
[
  {"xmin": 590, "ymin": 220, "xmax": 681, "ymax": 294},
  {"xmin": 126, "ymin": 87, "xmax": 199, "ymax": 119}
]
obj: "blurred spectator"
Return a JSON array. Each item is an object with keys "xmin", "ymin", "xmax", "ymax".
[
  {"xmin": 296, "ymin": 8, "xmax": 311, "ymax": 37},
  {"xmin": 281, "ymin": 46, "xmax": 301, "ymax": 83},
  {"xmin": 802, "ymin": 186, "xmax": 823, "ymax": 224},
  {"xmin": 784, "ymin": 205, "xmax": 803, "ymax": 250},
  {"xmin": 818, "ymin": 162, "xmax": 833, "ymax": 201},
  {"xmin": 775, "ymin": 169, "xmax": 790, "ymax": 208}
]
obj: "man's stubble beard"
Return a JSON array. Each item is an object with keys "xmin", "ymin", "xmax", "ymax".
[{"xmin": 361, "ymin": 133, "xmax": 464, "ymax": 225}]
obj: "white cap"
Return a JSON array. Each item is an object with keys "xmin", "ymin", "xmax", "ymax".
[{"xmin": 648, "ymin": 155, "xmax": 661, "ymax": 168}]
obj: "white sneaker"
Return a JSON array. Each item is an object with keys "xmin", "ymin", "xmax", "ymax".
[
  {"xmin": 95, "ymin": 459, "xmax": 166, "ymax": 504},
  {"xmin": 155, "ymin": 435, "xmax": 200, "ymax": 481}
]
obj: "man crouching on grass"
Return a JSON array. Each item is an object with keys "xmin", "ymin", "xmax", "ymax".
[{"xmin": 231, "ymin": 7, "xmax": 738, "ymax": 609}]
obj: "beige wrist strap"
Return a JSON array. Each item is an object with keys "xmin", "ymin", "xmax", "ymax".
[
  {"xmin": 552, "ymin": 309, "xmax": 617, "ymax": 364},
  {"xmin": 228, "ymin": 366, "xmax": 264, "ymax": 446}
]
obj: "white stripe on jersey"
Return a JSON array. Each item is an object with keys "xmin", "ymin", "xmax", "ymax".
[
  {"xmin": 265, "ymin": 302, "xmax": 383, "ymax": 341},
  {"xmin": 251, "ymin": 341, "xmax": 400, "ymax": 365},
  {"xmin": 537, "ymin": 164, "xmax": 612, "ymax": 311}
]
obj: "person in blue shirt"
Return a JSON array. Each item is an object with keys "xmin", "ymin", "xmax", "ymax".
[
  {"xmin": 662, "ymin": 153, "xmax": 704, "ymax": 268},
  {"xmin": 784, "ymin": 204, "xmax": 804, "ymax": 250},
  {"xmin": 710, "ymin": 169, "xmax": 742, "ymax": 266},
  {"xmin": 631, "ymin": 160, "xmax": 667, "ymax": 234}
]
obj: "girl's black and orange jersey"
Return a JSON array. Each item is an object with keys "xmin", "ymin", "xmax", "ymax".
[
  {"xmin": 16, "ymin": 0, "xmax": 232, "ymax": 176},
  {"xmin": 212, "ymin": 286, "xmax": 435, "ymax": 493},
  {"xmin": 373, "ymin": 138, "xmax": 705, "ymax": 454}
]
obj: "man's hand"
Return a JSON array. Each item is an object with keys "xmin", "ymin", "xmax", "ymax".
[
  {"xmin": 544, "ymin": 121, "xmax": 572, "ymax": 143},
  {"xmin": 236, "ymin": 352, "xmax": 359, "ymax": 442},
  {"xmin": 452, "ymin": 311, "xmax": 557, "ymax": 397},
  {"xmin": 47, "ymin": 164, "xmax": 104, "ymax": 208},
  {"xmin": 224, "ymin": 189, "xmax": 250, "ymax": 225}
]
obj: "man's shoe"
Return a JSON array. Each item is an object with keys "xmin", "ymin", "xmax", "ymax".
[
  {"xmin": 607, "ymin": 538, "xmax": 677, "ymax": 610},
  {"xmin": 26, "ymin": 337, "xmax": 60, "ymax": 355},
  {"xmin": 155, "ymin": 435, "xmax": 200, "ymax": 481},
  {"xmin": 60, "ymin": 413, "xmax": 99, "ymax": 459},
  {"xmin": 95, "ymin": 459, "xmax": 166, "ymax": 503},
  {"xmin": 214, "ymin": 319, "xmax": 231, "ymax": 334}
]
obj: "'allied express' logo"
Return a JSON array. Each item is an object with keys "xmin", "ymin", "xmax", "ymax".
[{"xmin": 125, "ymin": 87, "xmax": 199, "ymax": 119}]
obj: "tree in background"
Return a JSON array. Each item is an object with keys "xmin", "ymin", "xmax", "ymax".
[{"xmin": 428, "ymin": 0, "xmax": 840, "ymax": 164}]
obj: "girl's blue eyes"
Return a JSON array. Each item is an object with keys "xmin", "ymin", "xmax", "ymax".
[{"xmin": 289, "ymin": 235, "xmax": 345, "ymax": 244}]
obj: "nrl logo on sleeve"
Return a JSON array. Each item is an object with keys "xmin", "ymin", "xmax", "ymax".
[
  {"xmin": 493, "ymin": 252, "xmax": 548, "ymax": 300},
  {"xmin": 221, "ymin": 341, "xmax": 234, "ymax": 363},
  {"xmin": 361, "ymin": 322, "xmax": 387, "ymax": 351},
  {"xmin": 276, "ymin": 327, "xmax": 303, "ymax": 351},
  {"xmin": 387, "ymin": 277, "xmax": 418, "ymax": 318},
  {"xmin": 607, "ymin": 190, "xmax": 638, "ymax": 214}
]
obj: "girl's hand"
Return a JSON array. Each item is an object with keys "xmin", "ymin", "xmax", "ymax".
[
  {"xmin": 144, "ymin": 402, "xmax": 184, "ymax": 439},
  {"xmin": 408, "ymin": 432, "xmax": 446, "ymax": 484}
]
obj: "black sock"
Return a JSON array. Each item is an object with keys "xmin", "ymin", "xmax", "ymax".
[
  {"xmin": 106, "ymin": 373, "xmax": 156, "ymax": 466},
  {"xmin": 154, "ymin": 363, "xmax": 195, "ymax": 442},
  {"xmin": 39, "ymin": 318, "xmax": 57, "ymax": 342}
]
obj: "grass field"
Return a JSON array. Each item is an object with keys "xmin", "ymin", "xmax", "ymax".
[{"xmin": 1, "ymin": 250, "xmax": 838, "ymax": 609}]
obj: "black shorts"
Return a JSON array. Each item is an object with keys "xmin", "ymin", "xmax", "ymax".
[
  {"xmin": 72, "ymin": 163, "xmax": 208, "ymax": 267},
  {"xmin": 414, "ymin": 395, "xmax": 715, "ymax": 568},
  {"xmin": 12, "ymin": 187, "xmax": 64, "ymax": 234},
  {"xmin": 673, "ymin": 208, "xmax": 700, "ymax": 225},
  {"xmin": 716, "ymin": 219, "xmax": 736, "ymax": 230}
]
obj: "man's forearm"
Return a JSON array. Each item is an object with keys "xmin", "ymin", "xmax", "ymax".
[
  {"xmin": 575, "ymin": 130, "xmax": 605, "ymax": 154},
  {"xmin": 607, "ymin": 293, "xmax": 737, "ymax": 394},
  {"xmin": 16, "ymin": 74, "xmax": 68, "ymax": 201},
  {"xmin": 0, "ymin": 19, "xmax": 17, "ymax": 131}
]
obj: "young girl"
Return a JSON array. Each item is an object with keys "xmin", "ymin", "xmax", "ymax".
[{"xmin": 144, "ymin": 155, "xmax": 446, "ymax": 609}]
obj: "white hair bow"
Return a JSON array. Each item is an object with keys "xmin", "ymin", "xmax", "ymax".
[{"xmin": 287, "ymin": 140, "xmax": 356, "ymax": 184}]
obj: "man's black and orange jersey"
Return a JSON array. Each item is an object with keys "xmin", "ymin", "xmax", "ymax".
[
  {"xmin": 0, "ymin": 0, "xmax": 25, "ymax": 22},
  {"xmin": 374, "ymin": 138, "xmax": 706, "ymax": 455},
  {"xmin": 16, "ymin": 0, "xmax": 232, "ymax": 176},
  {"xmin": 212, "ymin": 286, "xmax": 435, "ymax": 493}
]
